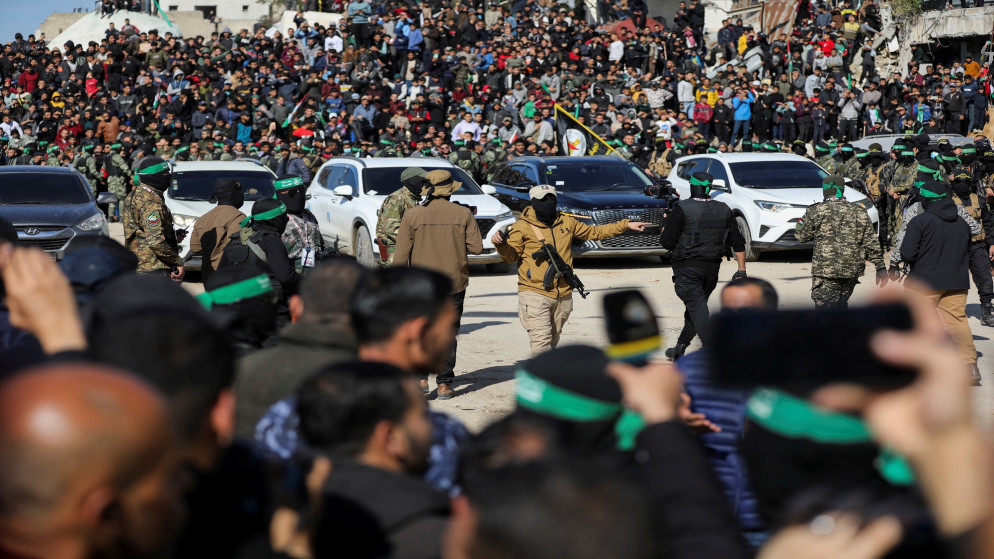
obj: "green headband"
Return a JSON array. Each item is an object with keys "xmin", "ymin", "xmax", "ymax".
[
  {"xmin": 899, "ymin": 150, "xmax": 914, "ymax": 156},
  {"xmin": 917, "ymin": 163, "xmax": 942, "ymax": 180},
  {"xmin": 690, "ymin": 176, "xmax": 711, "ymax": 187},
  {"xmin": 815, "ymin": 144, "xmax": 830, "ymax": 152},
  {"xmin": 515, "ymin": 371, "xmax": 644, "ymax": 450},
  {"xmin": 196, "ymin": 274, "xmax": 273, "ymax": 310},
  {"xmin": 239, "ymin": 202, "xmax": 287, "ymax": 227},
  {"xmin": 840, "ymin": 146, "xmax": 854, "ymax": 152},
  {"xmin": 275, "ymin": 177, "xmax": 304, "ymax": 190},
  {"xmin": 961, "ymin": 147, "xmax": 976, "ymax": 154},
  {"xmin": 110, "ymin": 143, "xmax": 121, "ymax": 149},
  {"xmin": 919, "ymin": 185, "xmax": 946, "ymax": 199},
  {"xmin": 174, "ymin": 146, "xmax": 190, "ymax": 154},
  {"xmin": 823, "ymin": 180, "xmax": 844, "ymax": 198},
  {"xmin": 138, "ymin": 161, "xmax": 170, "ymax": 175},
  {"xmin": 747, "ymin": 388, "xmax": 913, "ymax": 485}
]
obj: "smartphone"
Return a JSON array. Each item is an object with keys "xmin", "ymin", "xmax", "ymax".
[
  {"xmin": 708, "ymin": 303, "xmax": 915, "ymax": 390},
  {"xmin": 603, "ymin": 290, "xmax": 660, "ymax": 365}
]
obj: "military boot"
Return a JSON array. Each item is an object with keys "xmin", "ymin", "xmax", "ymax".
[
  {"xmin": 982, "ymin": 303, "xmax": 994, "ymax": 327},
  {"xmin": 664, "ymin": 343, "xmax": 689, "ymax": 361}
]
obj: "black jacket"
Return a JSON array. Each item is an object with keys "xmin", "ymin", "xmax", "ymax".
[
  {"xmin": 314, "ymin": 461, "xmax": 450, "ymax": 559},
  {"xmin": 660, "ymin": 200, "xmax": 746, "ymax": 269},
  {"xmin": 901, "ymin": 199, "xmax": 971, "ymax": 290},
  {"xmin": 234, "ymin": 322, "xmax": 357, "ymax": 440},
  {"xmin": 218, "ymin": 224, "xmax": 300, "ymax": 298}
]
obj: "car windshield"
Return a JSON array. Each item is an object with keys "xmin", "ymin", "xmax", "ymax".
[
  {"xmin": 170, "ymin": 170, "xmax": 275, "ymax": 201},
  {"xmin": 362, "ymin": 167, "xmax": 483, "ymax": 195},
  {"xmin": 543, "ymin": 161, "xmax": 655, "ymax": 191},
  {"xmin": 729, "ymin": 161, "xmax": 828, "ymax": 189},
  {"xmin": 0, "ymin": 173, "xmax": 90, "ymax": 204}
]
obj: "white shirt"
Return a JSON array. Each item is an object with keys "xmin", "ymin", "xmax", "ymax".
[
  {"xmin": 608, "ymin": 40, "xmax": 624, "ymax": 62},
  {"xmin": 0, "ymin": 121, "xmax": 24, "ymax": 138},
  {"xmin": 325, "ymin": 35, "xmax": 344, "ymax": 53}
]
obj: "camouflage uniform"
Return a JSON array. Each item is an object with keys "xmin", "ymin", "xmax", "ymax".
[
  {"xmin": 449, "ymin": 146, "xmax": 481, "ymax": 182},
  {"xmin": 374, "ymin": 186, "xmax": 420, "ymax": 266},
  {"xmin": 104, "ymin": 152, "xmax": 131, "ymax": 219},
  {"xmin": 302, "ymin": 150, "xmax": 323, "ymax": 177},
  {"xmin": 817, "ymin": 154, "xmax": 840, "ymax": 175},
  {"xmin": 282, "ymin": 213, "xmax": 325, "ymax": 273},
  {"xmin": 482, "ymin": 146, "xmax": 505, "ymax": 181},
  {"xmin": 840, "ymin": 157, "xmax": 862, "ymax": 182},
  {"xmin": 85, "ymin": 152, "xmax": 104, "ymax": 195},
  {"xmin": 795, "ymin": 198, "xmax": 886, "ymax": 309},
  {"xmin": 123, "ymin": 183, "xmax": 182, "ymax": 273},
  {"xmin": 889, "ymin": 161, "xmax": 918, "ymax": 239}
]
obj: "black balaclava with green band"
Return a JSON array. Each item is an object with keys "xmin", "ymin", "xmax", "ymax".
[
  {"xmin": 960, "ymin": 146, "xmax": 977, "ymax": 166},
  {"xmin": 822, "ymin": 174, "xmax": 845, "ymax": 199},
  {"xmin": 690, "ymin": 172, "xmax": 713, "ymax": 199},
  {"xmin": 134, "ymin": 156, "xmax": 171, "ymax": 190},
  {"xmin": 897, "ymin": 147, "xmax": 916, "ymax": 165},
  {"xmin": 201, "ymin": 267, "xmax": 277, "ymax": 349},
  {"xmin": 275, "ymin": 174, "xmax": 306, "ymax": 215},
  {"xmin": 950, "ymin": 167, "xmax": 973, "ymax": 198},
  {"xmin": 241, "ymin": 198, "xmax": 289, "ymax": 235},
  {"xmin": 839, "ymin": 143, "xmax": 855, "ymax": 161}
]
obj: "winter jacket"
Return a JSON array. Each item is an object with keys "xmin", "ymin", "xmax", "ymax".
[
  {"xmin": 393, "ymin": 198, "xmax": 483, "ymax": 294},
  {"xmin": 901, "ymin": 199, "xmax": 971, "ymax": 290},
  {"xmin": 679, "ymin": 350, "xmax": 765, "ymax": 534},
  {"xmin": 496, "ymin": 206, "xmax": 628, "ymax": 298},
  {"xmin": 732, "ymin": 92, "xmax": 754, "ymax": 120}
]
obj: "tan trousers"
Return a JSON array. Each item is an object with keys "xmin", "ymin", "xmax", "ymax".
[
  {"xmin": 518, "ymin": 291, "xmax": 574, "ymax": 355},
  {"xmin": 909, "ymin": 288, "xmax": 977, "ymax": 365}
]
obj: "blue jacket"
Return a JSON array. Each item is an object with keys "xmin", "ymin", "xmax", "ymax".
[
  {"xmin": 678, "ymin": 349, "xmax": 764, "ymax": 533},
  {"xmin": 732, "ymin": 92, "xmax": 754, "ymax": 120}
]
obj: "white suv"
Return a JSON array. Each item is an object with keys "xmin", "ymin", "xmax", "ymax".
[
  {"xmin": 666, "ymin": 153, "xmax": 879, "ymax": 261},
  {"xmin": 306, "ymin": 156, "xmax": 515, "ymax": 269},
  {"xmin": 165, "ymin": 160, "xmax": 277, "ymax": 269}
]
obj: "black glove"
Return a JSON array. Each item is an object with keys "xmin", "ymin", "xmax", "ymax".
[
  {"xmin": 731, "ymin": 270, "xmax": 747, "ymax": 281},
  {"xmin": 888, "ymin": 264, "xmax": 901, "ymax": 280},
  {"xmin": 875, "ymin": 268, "xmax": 889, "ymax": 287}
]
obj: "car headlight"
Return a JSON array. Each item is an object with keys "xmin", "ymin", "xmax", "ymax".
[
  {"xmin": 557, "ymin": 206, "xmax": 592, "ymax": 219},
  {"xmin": 853, "ymin": 198, "xmax": 872, "ymax": 211},
  {"xmin": 495, "ymin": 210, "xmax": 513, "ymax": 220},
  {"xmin": 754, "ymin": 201, "xmax": 808, "ymax": 212},
  {"xmin": 173, "ymin": 214, "xmax": 197, "ymax": 228},
  {"xmin": 76, "ymin": 213, "xmax": 106, "ymax": 231}
]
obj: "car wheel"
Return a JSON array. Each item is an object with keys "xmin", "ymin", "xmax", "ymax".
[
  {"xmin": 486, "ymin": 262, "xmax": 512, "ymax": 274},
  {"xmin": 354, "ymin": 225, "xmax": 377, "ymax": 268},
  {"xmin": 735, "ymin": 216, "xmax": 760, "ymax": 262}
]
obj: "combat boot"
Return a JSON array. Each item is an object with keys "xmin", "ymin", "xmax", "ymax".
[
  {"xmin": 982, "ymin": 303, "xmax": 994, "ymax": 327},
  {"xmin": 664, "ymin": 343, "xmax": 689, "ymax": 361}
]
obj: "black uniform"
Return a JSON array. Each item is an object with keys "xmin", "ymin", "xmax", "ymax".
[
  {"xmin": 660, "ymin": 196, "xmax": 745, "ymax": 348},
  {"xmin": 217, "ymin": 221, "xmax": 300, "ymax": 301}
]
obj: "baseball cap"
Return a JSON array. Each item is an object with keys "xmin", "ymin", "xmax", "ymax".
[{"xmin": 529, "ymin": 184, "xmax": 557, "ymax": 200}]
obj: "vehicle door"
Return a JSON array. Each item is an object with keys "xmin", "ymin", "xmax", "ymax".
[
  {"xmin": 309, "ymin": 164, "xmax": 347, "ymax": 246},
  {"xmin": 325, "ymin": 165, "xmax": 360, "ymax": 247},
  {"xmin": 507, "ymin": 164, "xmax": 538, "ymax": 214}
]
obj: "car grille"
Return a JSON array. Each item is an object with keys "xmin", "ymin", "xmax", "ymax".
[
  {"xmin": 475, "ymin": 218, "xmax": 496, "ymax": 236},
  {"xmin": 15, "ymin": 227, "xmax": 74, "ymax": 252},
  {"xmin": 592, "ymin": 209, "xmax": 666, "ymax": 249}
]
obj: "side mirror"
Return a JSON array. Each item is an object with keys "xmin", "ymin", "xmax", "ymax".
[
  {"xmin": 332, "ymin": 185, "xmax": 353, "ymax": 199},
  {"xmin": 96, "ymin": 192, "xmax": 118, "ymax": 206},
  {"xmin": 710, "ymin": 179, "xmax": 728, "ymax": 193},
  {"xmin": 481, "ymin": 184, "xmax": 497, "ymax": 195}
]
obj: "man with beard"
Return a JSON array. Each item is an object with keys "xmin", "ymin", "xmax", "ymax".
[
  {"xmin": 190, "ymin": 178, "xmax": 246, "ymax": 284},
  {"xmin": 491, "ymin": 185, "xmax": 649, "ymax": 355},
  {"xmin": 297, "ymin": 361, "xmax": 442, "ymax": 559},
  {"xmin": 950, "ymin": 167, "xmax": 994, "ymax": 327},
  {"xmin": 123, "ymin": 156, "xmax": 185, "ymax": 281},
  {"xmin": 275, "ymin": 174, "xmax": 325, "ymax": 273},
  {"xmin": 376, "ymin": 167, "xmax": 427, "ymax": 266}
]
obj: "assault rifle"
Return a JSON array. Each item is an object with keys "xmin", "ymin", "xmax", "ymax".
[{"xmin": 532, "ymin": 243, "xmax": 589, "ymax": 299}]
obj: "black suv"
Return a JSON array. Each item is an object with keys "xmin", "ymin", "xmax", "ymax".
[
  {"xmin": 487, "ymin": 156, "xmax": 673, "ymax": 258},
  {"xmin": 0, "ymin": 166, "xmax": 115, "ymax": 259}
]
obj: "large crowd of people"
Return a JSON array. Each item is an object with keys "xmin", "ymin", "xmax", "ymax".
[{"xmin": 2, "ymin": 1, "xmax": 994, "ymax": 558}]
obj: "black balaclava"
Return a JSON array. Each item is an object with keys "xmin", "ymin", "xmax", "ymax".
[
  {"xmin": 839, "ymin": 143, "xmax": 855, "ymax": 161},
  {"xmin": 204, "ymin": 266, "xmax": 278, "ymax": 352},
  {"xmin": 247, "ymin": 197, "xmax": 290, "ymax": 235},
  {"xmin": 897, "ymin": 145, "xmax": 916, "ymax": 165},
  {"xmin": 951, "ymin": 167, "xmax": 973, "ymax": 198},
  {"xmin": 134, "ymin": 155, "xmax": 171, "ymax": 191},
  {"xmin": 959, "ymin": 146, "xmax": 977, "ymax": 166},
  {"xmin": 791, "ymin": 141, "xmax": 807, "ymax": 156},
  {"xmin": 211, "ymin": 178, "xmax": 244, "ymax": 208},
  {"xmin": 531, "ymin": 195, "xmax": 558, "ymax": 226},
  {"xmin": 690, "ymin": 171, "xmax": 714, "ymax": 199},
  {"xmin": 814, "ymin": 141, "xmax": 831, "ymax": 158},
  {"xmin": 275, "ymin": 174, "xmax": 305, "ymax": 215}
]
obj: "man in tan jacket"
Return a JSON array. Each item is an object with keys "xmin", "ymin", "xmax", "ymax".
[
  {"xmin": 190, "ymin": 179, "xmax": 246, "ymax": 283},
  {"xmin": 394, "ymin": 169, "xmax": 483, "ymax": 399},
  {"xmin": 492, "ymin": 185, "xmax": 649, "ymax": 355}
]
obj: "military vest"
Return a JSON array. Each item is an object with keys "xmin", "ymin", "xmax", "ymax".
[
  {"xmin": 953, "ymin": 193, "xmax": 985, "ymax": 243},
  {"xmin": 863, "ymin": 163, "xmax": 884, "ymax": 198},
  {"xmin": 671, "ymin": 199, "xmax": 731, "ymax": 261},
  {"xmin": 650, "ymin": 148, "xmax": 673, "ymax": 177},
  {"xmin": 892, "ymin": 163, "xmax": 917, "ymax": 194}
]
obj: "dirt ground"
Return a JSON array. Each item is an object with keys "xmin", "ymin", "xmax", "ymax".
[{"xmin": 110, "ymin": 224, "xmax": 994, "ymax": 433}]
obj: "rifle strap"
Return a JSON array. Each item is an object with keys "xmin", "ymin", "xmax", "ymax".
[{"xmin": 529, "ymin": 224, "xmax": 546, "ymax": 243}]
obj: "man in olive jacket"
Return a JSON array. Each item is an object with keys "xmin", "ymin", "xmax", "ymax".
[
  {"xmin": 234, "ymin": 260, "xmax": 363, "ymax": 439},
  {"xmin": 492, "ymin": 185, "xmax": 649, "ymax": 355}
]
